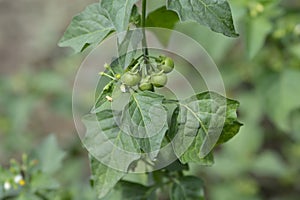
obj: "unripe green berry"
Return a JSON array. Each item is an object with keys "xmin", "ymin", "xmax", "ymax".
[
  {"xmin": 121, "ymin": 72, "xmax": 141, "ymax": 86},
  {"xmin": 151, "ymin": 73, "xmax": 167, "ymax": 87}
]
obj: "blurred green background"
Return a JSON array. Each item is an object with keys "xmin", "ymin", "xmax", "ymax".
[{"xmin": 0, "ymin": 0, "xmax": 300, "ymax": 199}]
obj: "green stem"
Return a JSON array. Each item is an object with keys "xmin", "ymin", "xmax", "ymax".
[
  {"xmin": 99, "ymin": 72, "xmax": 117, "ymax": 81},
  {"xmin": 131, "ymin": 61, "xmax": 140, "ymax": 71},
  {"xmin": 135, "ymin": 54, "xmax": 144, "ymax": 61},
  {"xmin": 141, "ymin": 0, "xmax": 149, "ymax": 60}
]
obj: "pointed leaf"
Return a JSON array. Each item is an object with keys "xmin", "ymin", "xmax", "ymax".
[
  {"xmin": 58, "ymin": 3, "xmax": 114, "ymax": 53},
  {"xmin": 35, "ymin": 135, "xmax": 66, "ymax": 174},
  {"xmin": 167, "ymin": 0, "xmax": 238, "ymax": 37},
  {"xmin": 168, "ymin": 105, "xmax": 214, "ymax": 165},
  {"xmin": 83, "ymin": 111, "xmax": 141, "ymax": 173},
  {"xmin": 217, "ymin": 98, "xmax": 243, "ymax": 144},
  {"xmin": 245, "ymin": 17, "xmax": 272, "ymax": 59},
  {"xmin": 172, "ymin": 91, "xmax": 242, "ymax": 164},
  {"xmin": 100, "ymin": 0, "xmax": 140, "ymax": 33},
  {"xmin": 100, "ymin": 1, "xmax": 143, "ymax": 65},
  {"xmin": 121, "ymin": 91, "xmax": 168, "ymax": 160}
]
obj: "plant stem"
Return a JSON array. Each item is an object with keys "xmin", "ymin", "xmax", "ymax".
[{"xmin": 141, "ymin": 0, "xmax": 149, "ymax": 60}]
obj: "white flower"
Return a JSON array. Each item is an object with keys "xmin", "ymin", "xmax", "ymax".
[
  {"xmin": 120, "ymin": 84, "xmax": 127, "ymax": 93},
  {"xmin": 105, "ymin": 95, "xmax": 113, "ymax": 102},
  {"xmin": 4, "ymin": 181, "xmax": 11, "ymax": 190},
  {"xmin": 14, "ymin": 174, "xmax": 23, "ymax": 184}
]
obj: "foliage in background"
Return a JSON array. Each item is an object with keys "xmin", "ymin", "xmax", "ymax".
[
  {"xmin": 0, "ymin": 135, "xmax": 96, "ymax": 200},
  {"xmin": 0, "ymin": 0, "xmax": 299, "ymax": 199}
]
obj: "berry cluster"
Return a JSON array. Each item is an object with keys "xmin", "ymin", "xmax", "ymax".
[{"xmin": 100, "ymin": 55, "xmax": 174, "ymax": 92}]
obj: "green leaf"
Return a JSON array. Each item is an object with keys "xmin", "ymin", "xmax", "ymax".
[
  {"xmin": 35, "ymin": 135, "xmax": 66, "ymax": 175},
  {"xmin": 170, "ymin": 176, "xmax": 205, "ymax": 200},
  {"xmin": 168, "ymin": 106, "xmax": 214, "ymax": 165},
  {"xmin": 100, "ymin": 0, "xmax": 140, "ymax": 33},
  {"xmin": 165, "ymin": 159, "xmax": 189, "ymax": 172},
  {"xmin": 117, "ymin": 29, "xmax": 144, "ymax": 67},
  {"xmin": 146, "ymin": 6, "xmax": 179, "ymax": 29},
  {"xmin": 100, "ymin": 0, "xmax": 142, "ymax": 64},
  {"xmin": 92, "ymin": 80, "xmax": 115, "ymax": 113},
  {"xmin": 217, "ymin": 98, "xmax": 243, "ymax": 144},
  {"xmin": 130, "ymin": 5, "xmax": 141, "ymax": 26},
  {"xmin": 171, "ymin": 91, "xmax": 242, "ymax": 164},
  {"xmin": 146, "ymin": 6, "xmax": 179, "ymax": 46},
  {"xmin": 180, "ymin": 145, "xmax": 215, "ymax": 165},
  {"xmin": 121, "ymin": 91, "xmax": 168, "ymax": 160},
  {"xmin": 167, "ymin": 0, "xmax": 238, "ymax": 37},
  {"xmin": 84, "ymin": 107, "xmax": 142, "ymax": 198},
  {"xmin": 90, "ymin": 157, "xmax": 126, "ymax": 199},
  {"xmin": 93, "ymin": 59, "xmax": 127, "ymax": 113},
  {"xmin": 30, "ymin": 172, "xmax": 60, "ymax": 191},
  {"xmin": 167, "ymin": 106, "xmax": 180, "ymax": 140},
  {"xmin": 58, "ymin": 0, "xmax": 138, "ymax": 53},
  {"xmin": 58, "ymin": 3, "xmax": 114, "ymax": 53},
  {"xmin": 245, "ymin": 17, "xmax": 272, "ymax": 59},
  {"xmin": 83, "ymin": 111, "xmax": 141, "ymax": 172},
  {"xmin": 264, "ymin": 69, "xmax": 300, "ymax": 133},
  {"xmin": 102, "ymin": 180, "xmax": 152, "ymax": 200}
]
